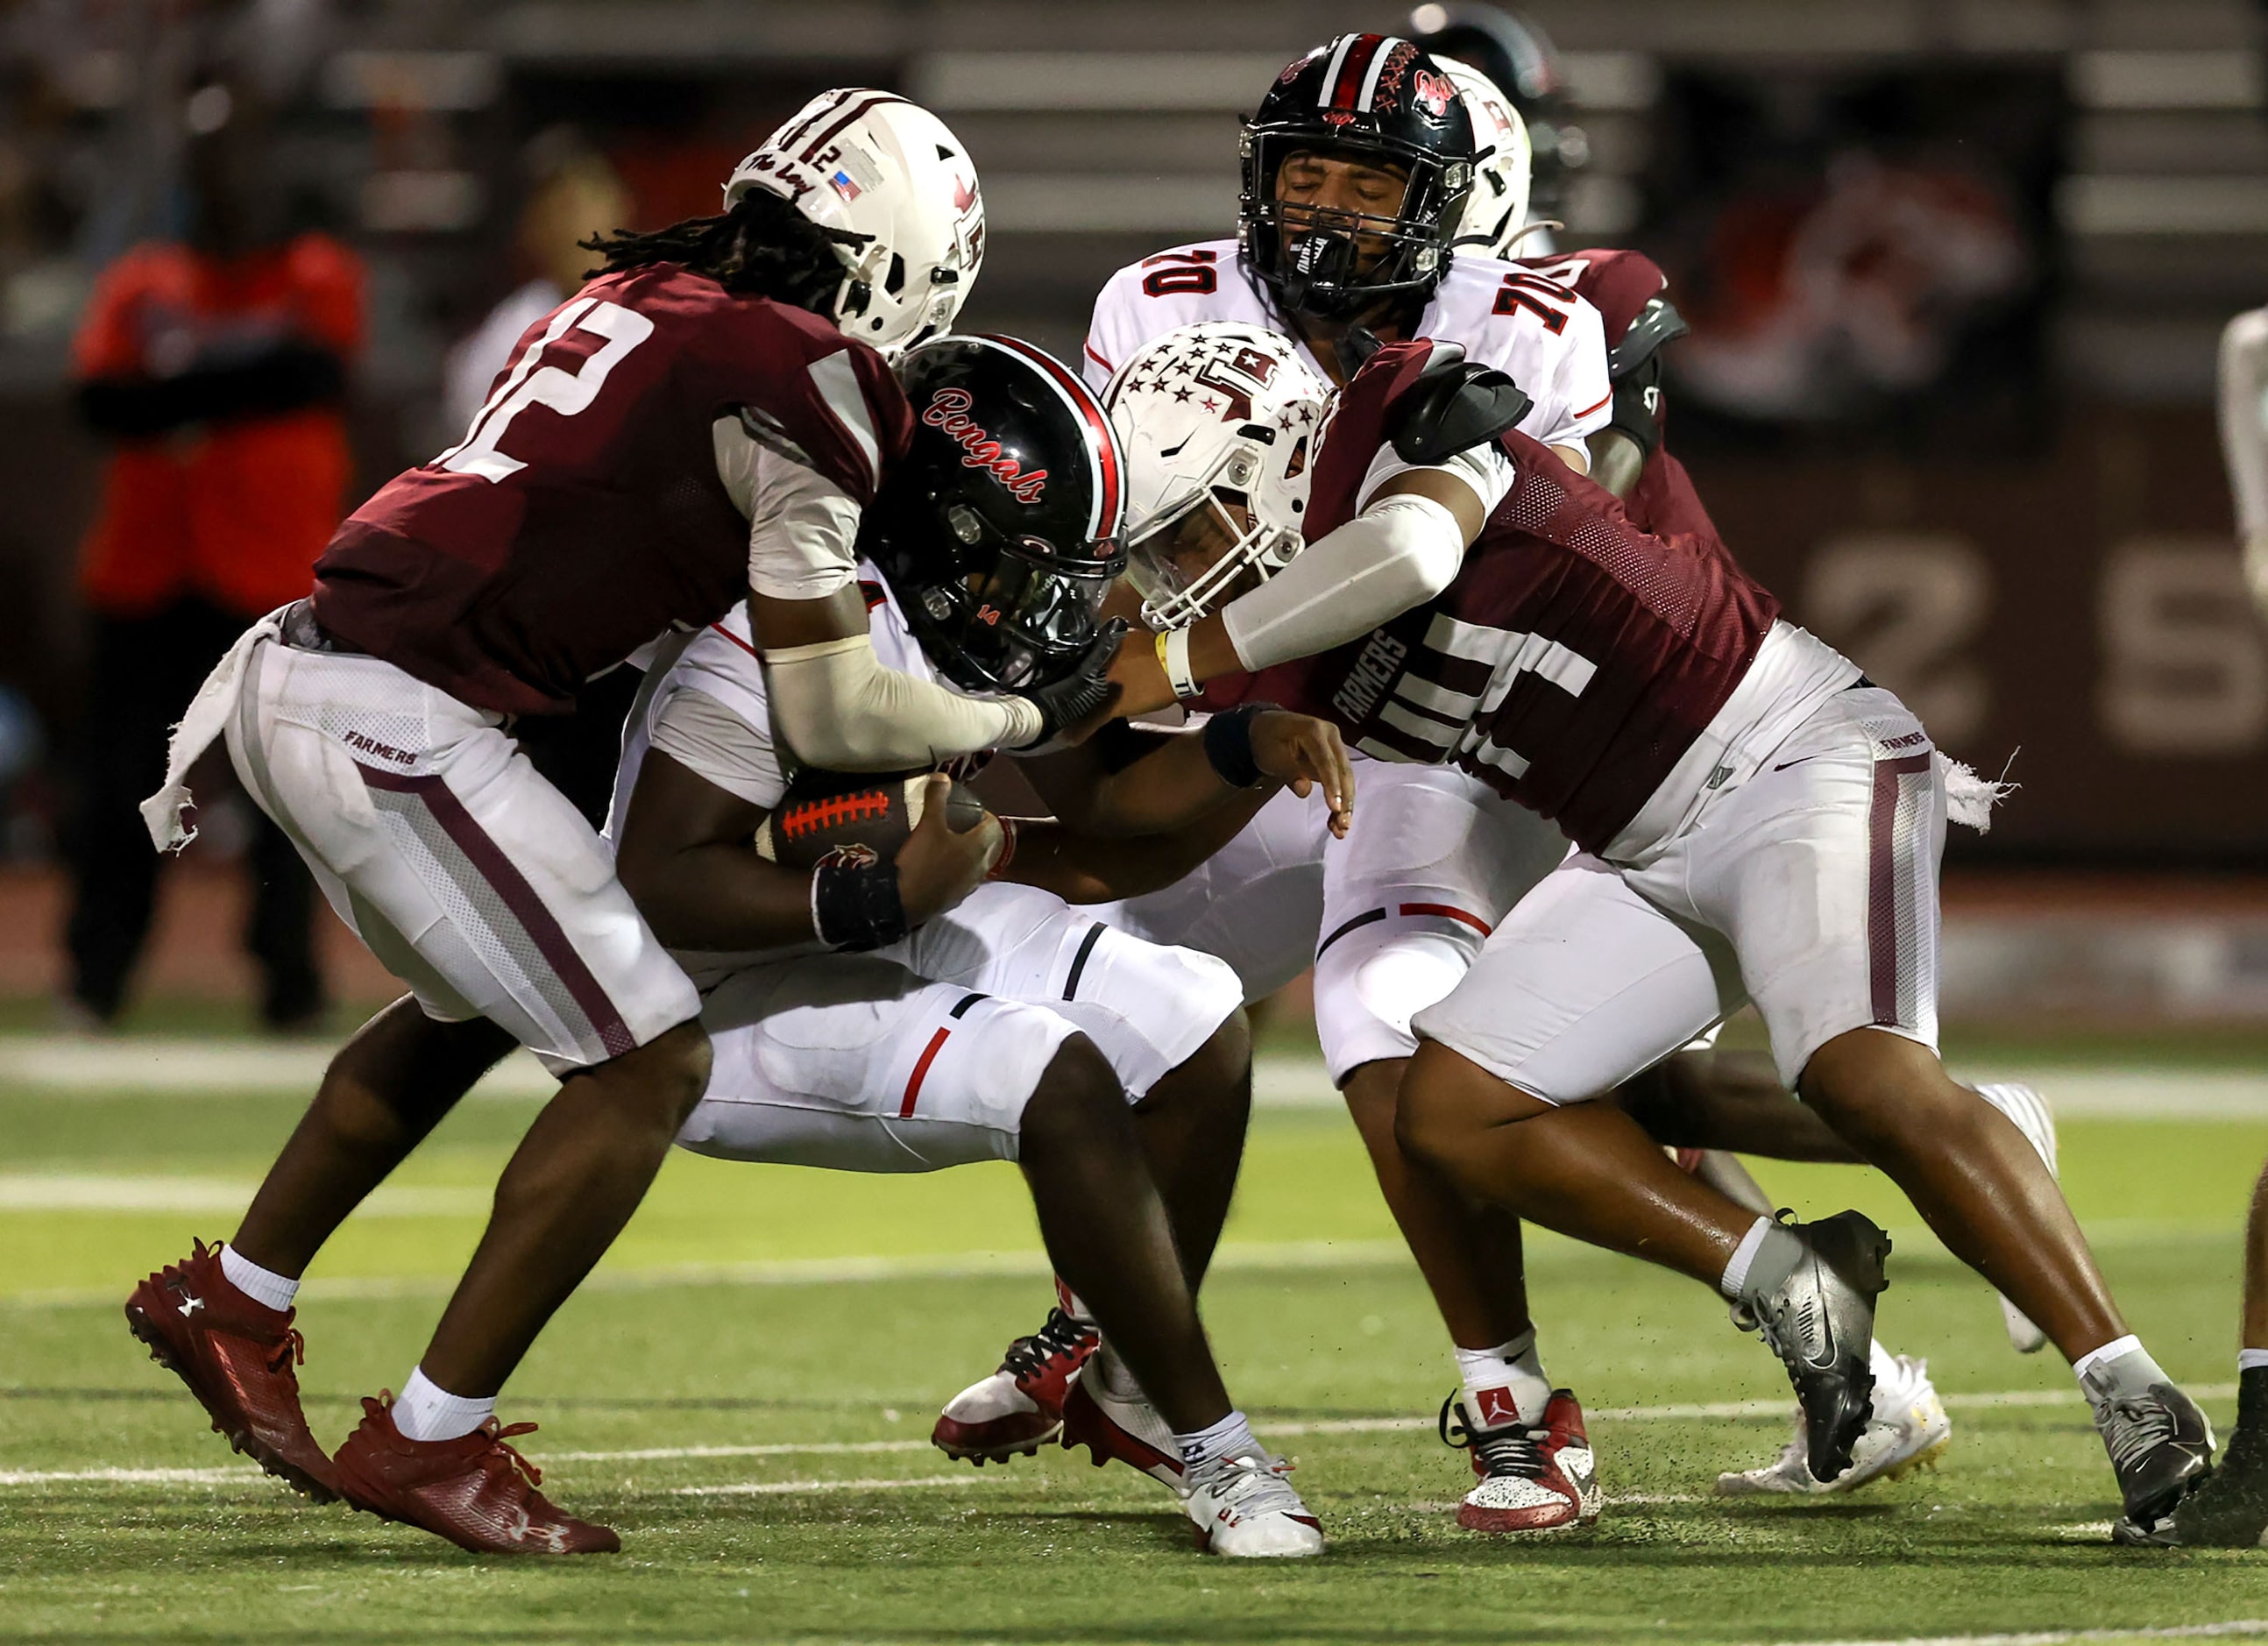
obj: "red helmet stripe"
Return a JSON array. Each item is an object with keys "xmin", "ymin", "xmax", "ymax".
[
  {"xmin": 975, "ymin": 334, "xmax": 1124, "ymax": 547},
  {"xmin": 1324, "ymin": 33, "xmax": 1386, "ymax": 112}
]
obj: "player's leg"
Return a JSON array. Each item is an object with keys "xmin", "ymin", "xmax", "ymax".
[
  {"xmin": 1126, "ymin": 1007, "xmax": 1252, "ymax": 1289},
  {"xmin": 685, "ymin": 955, "xmax": 1322, "ymax": 1556},
  {"xmin": 129, "ymin": 632, "xmax": 701, "ymax": 1553},
  {"xmin": 2153, "ymin": 1156, "xmax": 2268, "ymax": 1545},
  {"xmin": 1398, "ymin": 852, "xmax": 1893, "ymax": 1486},
  {"xmin": 1309, "ymin": 764, "xmax": 1591, "ymax": 1529},
  {"xmin": 1683, "ymin": 686, "xmax": 2208, "ymax": 1534}
]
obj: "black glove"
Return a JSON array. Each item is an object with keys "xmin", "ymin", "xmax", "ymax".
[{"xmin": 1014, "ymin": 617, "xmax": 1129, "ymax": 749}]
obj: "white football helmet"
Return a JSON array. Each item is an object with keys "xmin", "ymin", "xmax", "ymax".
[
  {"xmin": 1105, "ymin": 323, "xmax": 1330, "ymax": 630},
  {"xmin": 1441, "ymin": 59, "xmax": 1534, "ymax": 259},
  {"xmin": 726, "ymin": 89, "xmax": 985, "ymax": 358}
]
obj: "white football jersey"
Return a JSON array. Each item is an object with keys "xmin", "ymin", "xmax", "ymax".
[
  {"xmin": 1081, "ymin": 237, "xmax": 1612, "ymax": 455},
  {"xmin": 609, "ymin": 567, "xmax": 939, "ymax": 983}
]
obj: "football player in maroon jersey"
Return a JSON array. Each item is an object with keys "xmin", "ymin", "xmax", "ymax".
[
  {"xmin": 1108, "ymin": 328, "xmax": 2215, "ymax": 1534},
  {"xmin": 121, "ymin": 95, "xmax": 1121, "ymax": 1557}
]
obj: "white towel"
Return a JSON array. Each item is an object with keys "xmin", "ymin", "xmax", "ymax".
[
  {"xmin": 138, "ymin": 606, "xmax": 290, "ymax": 853},
  {"xmin": 1938, "ymin": 751, "xmax": 2017, "ymax": 834}
]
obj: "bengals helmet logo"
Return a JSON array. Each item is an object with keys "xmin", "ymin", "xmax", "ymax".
[
  {"xmin": 1412, "ymin": 68, "xmax": 1456, "ymax": 117},
  {"xmin": 816, "ymin": 841, "xmax": 881, "ymax": 870}
]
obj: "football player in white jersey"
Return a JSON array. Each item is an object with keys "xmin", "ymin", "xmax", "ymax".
[
  {"xmin": 934, "ymin": 32, "xmax": 1612, "ymax": 1536},
  {"xmin": 612, "ymin": 336, "xmax": 1356, "ymax": 1558}
]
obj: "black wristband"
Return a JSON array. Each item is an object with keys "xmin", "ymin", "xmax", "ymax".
[
  {"xmin": 811, "ymin": 855, "xmax": 910, "ymax": 952},
  {"xmin": 1201, "ymin": 702, "xmax": 1278, "ymax": 789}
]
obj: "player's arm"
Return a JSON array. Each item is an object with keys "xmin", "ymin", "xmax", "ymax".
[
  {"xmin": 1109, "ymin": 456, "xmax": 1497, "ymax": 720},
  {"xmin": 2220, "ymin": 307, "xmax": 2268, "ymax": 615},
  {"xmin": 729, "ymin": 424, "xmax": 1103, "ymax": 768},
  {"xmin": 1019, "ymin": 708, "xmax": 1353, "ymax": 839},
  {"xmin": 993, "ymin": 793, "xmax": 1278, "ymax": 904},
  {"xmin": 616, "ymin": 752, "xmax": 995, "ymax": 953}
]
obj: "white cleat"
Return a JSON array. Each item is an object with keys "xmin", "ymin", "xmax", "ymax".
[
  {"xmin": 1184, "ymin": 1452, "xmax": 1326, "ymax": 1557},
  {"xmin": 1716, "ymin": 1349, "xmax": 1952, "ymax": 1497},
  {"xmin": 1974, "ymin": 1082, "xmax": 2058, "ymax": 1353}
]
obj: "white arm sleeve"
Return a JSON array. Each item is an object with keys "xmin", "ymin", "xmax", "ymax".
[
  {"xmin": 2221, "ymin": 307, "xmax": 2268, "ymax": 535},
  {"xmin": 715, "ymin": 415, "xmax": 865, "ymax": 601},
  {"xmin": 1356, "ymin": 437, "xmax": 1516, "ymax": 516},
  {"xmin": 765, "ymin": 634, "xmax": 1045, "ymax": 770},
  {"xmin": 1220, "ymin": 492, "xmax": 1469, "ymax": 672}
]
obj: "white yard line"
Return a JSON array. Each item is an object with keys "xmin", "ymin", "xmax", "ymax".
[
  {"xmin": 8, "ymin": 1382, "xmax": 2236, "ymax": 1490},
  {"xmin": 1, "ymin": 1238, "xmax": 1419, "ymax": 1311},
  {"xmin": 670, "ymin": 1473, "xmax": 994, "ymax": 1498},
  {"xmin": 6, "ymin": 1036, "xmax": 2268, "ymax": 1118},
  {"xmin": 0, "ymin": 1173, "xmax": 485, "ymax": 1217},
  {"xmin": 1775, "ymin": 1623, "xmax": 2268, "ymax": 1646}
]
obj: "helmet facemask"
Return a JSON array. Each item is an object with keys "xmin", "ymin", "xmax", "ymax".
[
  {"xmin": 1126, "ymin": 442, "xmax": 1302, "ymax": 630},
  {"xmin": 1244, "ymin": 131, "xmax": 1472, "ymax": 320},
  {"xmin": 906, "ymin": 514, "xmax": 1123, "ymax": 693}
]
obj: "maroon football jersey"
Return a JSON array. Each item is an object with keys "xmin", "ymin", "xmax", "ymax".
[
  {"xmin": 314, "ymin": 265, "xmax": 912, "ymax": 716},
  {"xmin": 1243, "ymin": 339, "xmax": 1779, "ymax": 855},
  {"xmin": 1514, "ymin": 245, "xmax": 1722, "ymax": 547}
]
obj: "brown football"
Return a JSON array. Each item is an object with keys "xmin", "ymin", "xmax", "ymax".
[{"xmin": 753, "ymin": 769, "xmax": 987, "ymax": 869}]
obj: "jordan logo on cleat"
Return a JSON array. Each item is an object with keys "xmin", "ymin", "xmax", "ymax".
[
  {"xmin": 175, "ymin": 1295, "xmax": 204, "ymax": 1317},
  {"xmin": 1476, "ymin": 1387, "xmax": 1520, "ymax": 1429}
]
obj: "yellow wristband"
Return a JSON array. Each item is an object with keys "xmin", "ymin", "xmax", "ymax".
[{"xmin": 1158, "ymin": 626, "xmax": 1199, "ymax": 699}]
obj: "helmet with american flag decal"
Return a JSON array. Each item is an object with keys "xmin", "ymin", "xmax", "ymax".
[
  {"xmin": 727, "ymin": 89, "xmax": 985, "ymax": 359},
  {"xmin": 1239, "ymin": 33, "xmax": 1477, "ymax": 321}
]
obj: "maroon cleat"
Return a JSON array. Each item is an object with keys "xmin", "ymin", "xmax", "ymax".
[
  {"xmin": 124, "ymin": 1238, "xmax": 337, "ymax": 1502},
  {"xmin": 331, "ymin": 1394, "xmax": 620, "ymax": 1555},
  {"xmin": 932, "ymin": 1306, "xmax": 1100, "ymax": 1465}
]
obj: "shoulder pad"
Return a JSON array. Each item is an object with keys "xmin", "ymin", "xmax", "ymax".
[
  {"xmin": 1607, "ymin": 294, "xmax": 1689, "ymax": 382},
  {"xmin": 1389, "ymin": 346, "xmax": 1534, "ymax": 466}
]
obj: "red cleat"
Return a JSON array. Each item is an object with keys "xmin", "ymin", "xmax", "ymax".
[
  {"xmin": 331, "ymin": 1394, "xmax": 620, "ymax": 1556},
  {"xmin": 932, "ymin": 1305, "xmax": 1100, "ymax": 1464},
  {"xmin": 1441, "ymin": 1387, "xmax": 1600, "ymax": 1533},
  {"xmin": 124, "ymin": 1239, "xmax": 337, "ymax": 1502},
  {"xmin": 1060, "ymin": 1371, "xmax": 1185, "ymax": 1491}
]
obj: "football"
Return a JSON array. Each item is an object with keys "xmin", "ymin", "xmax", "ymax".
[{"xmin": 753, "ymin": 768, "xmax": 988, "ymax": 868}]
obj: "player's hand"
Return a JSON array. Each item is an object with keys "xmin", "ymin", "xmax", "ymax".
[
  {"xmin": 1015, "ymin": 619, "xmax": 1128, "ymax": 749},
  {"xmin": 894, "ymin": 774, "xmax": 1003, "ymax": 923},
  {"xmin": 1251, "ymin": 711, "xmax": 1356, "ymax": 838}
]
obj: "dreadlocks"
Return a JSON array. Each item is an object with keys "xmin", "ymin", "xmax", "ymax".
[{"xmin": 580, "ymin": 186, "xmax": 870, "ymax": 316}]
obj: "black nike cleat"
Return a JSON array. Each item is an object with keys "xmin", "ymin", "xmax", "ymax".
[
  {"xmin": 1741, "ymin": 1210, "xmax": 1891, "ymax": 1485},
  {"xmin": 2101, "ymin": 1383, "xmax": 2216, "ymax": 1545}
]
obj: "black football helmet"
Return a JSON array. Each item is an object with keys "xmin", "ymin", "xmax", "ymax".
[
  {"xmin": 1239, "ymin": 33, "xmax": 1477, "ymax": 323},
  {"xmin": 863, "ymin": 334, "xmax": 1128, "ymax": 695},
  {"xmin": 1407, "ymin": 4, "xmax": 1586, "ymax": 223}
]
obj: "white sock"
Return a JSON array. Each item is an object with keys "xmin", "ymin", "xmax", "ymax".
[
  {"xmin": 1176, "ymin": 1409, "xmax": 1258, "ymax": 1474},
  {"xmin": 218, "ymin": 1244, "xmax": 298, "ymax": 1313},
  {"xmin": 2073, "ymin": 1334, "xmax": 2172, "ymax": 1407},
  {"xmin": 1719, "ymin": 1217, "xmax": 1775, "ymax": 1299},
  {"xmin": 2239, "ymin": 1349, "xmax": 2268, "ymax": 1374},
  {"xmin": 391, "ymin": 1367, "xmax": 496, "ymax": 1443},
  {"xmin": 1454, "ymin": 1330, "xmax": 1552, "ymax": 1429}
]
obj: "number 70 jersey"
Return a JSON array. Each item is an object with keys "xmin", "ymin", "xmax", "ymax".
[
  {"xmin": 313, "ymin": 265, "xmax": 910, "ymax": 719},
  {"xmin": 1079, "ymin": 236, "xmax": 1613, "ymax": 456}
]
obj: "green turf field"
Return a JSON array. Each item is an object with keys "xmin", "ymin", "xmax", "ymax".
[{"xmin": 4, "ymin": 1054, "xmax": 2268, "ymax": 1644}]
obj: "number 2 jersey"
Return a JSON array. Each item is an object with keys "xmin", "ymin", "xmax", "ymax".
[
  {"xmin": 1080, "ymin": 237, "xmax": 1612, "ymax": 457},
  {"xmin": 1237, "ymin": 339, "xmax": 1857, "ymax": 861},
  {"xmin": 312, "ymin": 264, "xmax": 911, "ymax": 718}
]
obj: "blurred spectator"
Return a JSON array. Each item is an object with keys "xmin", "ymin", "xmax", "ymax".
[
  {"xmin": 60, "ymin": 72, "xmax": 363, "ymax": 1032},
  {"xmin": 442, "ymin": 131, "xmax": 629, "ymax": 437}
]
